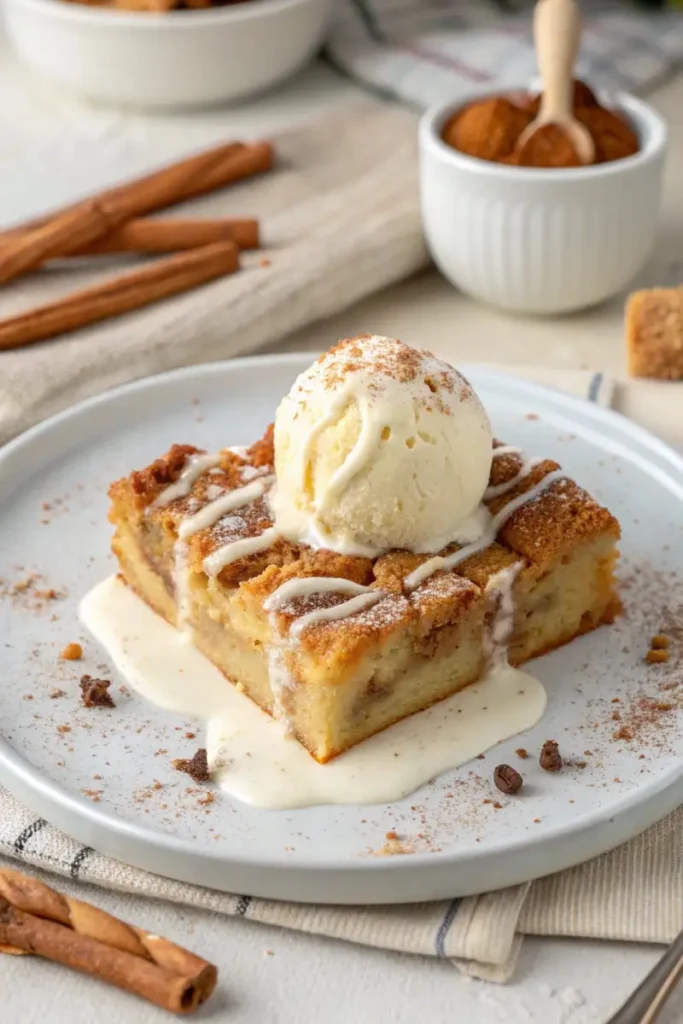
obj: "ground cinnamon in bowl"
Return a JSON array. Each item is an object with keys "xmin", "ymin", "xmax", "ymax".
[
  {"xmin": 442, "ymin": 79, "xmax": 639, "ymax": 169},
  {"xmin": 444, "ymin": 98, "xmax": 533, "ymax": 164}
]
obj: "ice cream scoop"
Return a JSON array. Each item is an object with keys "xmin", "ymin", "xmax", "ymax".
[{"xmin": 271, "ymin": 336, "xmax": 493, "ymax": 557}]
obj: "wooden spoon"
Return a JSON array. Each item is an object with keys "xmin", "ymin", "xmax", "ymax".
[{"xmin": 517, "ymin": 0, "xmax": 595, "ymax": 165}]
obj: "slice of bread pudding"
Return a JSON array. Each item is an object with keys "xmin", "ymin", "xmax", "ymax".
[{"xmin": 108, "ymin": 429, "xmax": 620, "ymax": 763}]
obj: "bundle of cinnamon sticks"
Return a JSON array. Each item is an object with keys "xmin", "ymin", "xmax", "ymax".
[
  {"xmin": 0, "ymin": 138, "xmax": 274, "ymax": 352},
  {"xmin": 0, "ymin": 867, "xmax": 218, "ymax": 1014}
]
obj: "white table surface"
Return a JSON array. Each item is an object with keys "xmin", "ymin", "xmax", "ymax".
[{"xmin": 1, "ymin": 25, "xmax": 683, "ymax": 1023}]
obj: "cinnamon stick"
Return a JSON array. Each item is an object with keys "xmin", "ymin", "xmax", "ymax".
[
  {"xmin": 1, "ymin": 140, "xmax": 272, "ymax": 240},
  {"xmin": 0, "ymin": 203, "xmax": 111, "ymax": 287},
  {"xmin": 0, "ymin": 868, "xmax": 217, "ymax": 1014},
  {"xmin": 71, "ymin": 217, "xmax": 259, "ymax": 255},
  {"xmin": 0, "ymin": 140, "xmax": 272, "ymax": 284},
  {"xmin": 0, "ymin": 240, "xmax": 239, "ymax": 351}
]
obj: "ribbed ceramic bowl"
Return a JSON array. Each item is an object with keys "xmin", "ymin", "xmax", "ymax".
[
  {"xmin": 4, "ymin": 0, "xmax": 333, "ymax": 110},
  {"xmin": 419, "ymin": 90, "xmax": 668, "ymax": 314}
]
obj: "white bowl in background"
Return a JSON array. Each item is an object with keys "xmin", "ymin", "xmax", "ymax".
[
  {"xmin": 419, "ymin": 91, "xmax": 668, "ymax": 315},
  {"xmin": 4, "ymin": 0, "xmax": 334, "ymax": 110}
]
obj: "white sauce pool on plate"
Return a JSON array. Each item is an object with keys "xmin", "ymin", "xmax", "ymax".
[{"xmin": 80, "ymin": 575, "xmax": 546, "ymax": 810}]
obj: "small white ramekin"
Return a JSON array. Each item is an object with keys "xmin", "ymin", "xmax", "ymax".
[
  {"xmin": 4, "ymin": 0, "xmax": 333, "ymax": 110},
  {"xmin": 419, "ymin": 90, "xmax": 668, "ymax": 314}
]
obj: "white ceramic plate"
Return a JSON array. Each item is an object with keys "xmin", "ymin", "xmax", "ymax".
[{"xmin": 2, "ymin": 356, "xmax": 683, "ymax": 905}]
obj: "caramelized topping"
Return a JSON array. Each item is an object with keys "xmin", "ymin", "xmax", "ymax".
[{"xmin": 109, "ymin": 425, "xmax": 620, "ymax": 669}]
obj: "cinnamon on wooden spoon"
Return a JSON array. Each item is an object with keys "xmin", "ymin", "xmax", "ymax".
[{"xmin": 517, "ymin": 0, "xmax": 595, "ymax": 166}]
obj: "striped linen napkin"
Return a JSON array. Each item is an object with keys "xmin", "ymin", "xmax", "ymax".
[
  {"xmin": 328, "ymin": 0, "xmax": 683, "ymax": 109},
  {"xmin": 4, "ymin": 365, "xmax": 682, "ymax": 985}
]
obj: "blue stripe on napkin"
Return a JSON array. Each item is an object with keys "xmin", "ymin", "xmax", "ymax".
[
  {"xmin": 588, "ymin": 372, "xmax": 604, "ymax": 403},
  {"xmin": 435, "ymin": 898, "xmax": 461, "ymax": 956}
]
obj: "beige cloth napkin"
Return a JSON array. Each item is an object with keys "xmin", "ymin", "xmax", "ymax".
[
  {"xmin": 1, "ymin": 365, "xmax": 682, "ymax": 984},
  {"xmin": 0, "ymin": 100, "xmax": 427, "ymax": 446}
]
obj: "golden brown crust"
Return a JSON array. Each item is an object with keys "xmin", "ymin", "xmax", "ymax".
[
  {"xmin": 499, "ymin": 476, "xmax": 619, "ymax": 569},
  {"xmin": 288, "ymin": 570, "xmax": 482, "ymax": 675},
  {"xmin": 240, "ymin": 552, "xmax": 375, "ymax": 610},
  {"xmin": 486, "ymin": 457, "xmax": 560, "ymax": 517},
  {"xmin": 109, "ymin": 427, "xmax": 620, "ymax": 680},
  {"xmin": 109, "ymin": 441, "xmax": 269, "ymax": 520},
  {"xmin": 296, "ymin": 548, "xmax": 374, "ymax": 585},
  {"xmin": 110, "ymin": 426, "xmax": 620, "ymax": 591},
  {"xmin": 456, "ymin": 542, "xmax": 523, "ymax": 589},
  {"xmin": 408, "ymin": 572, "xmax": 480, "ymax": 636},
  {"xmin": 372, "ymin": 551, "xmax": 431, "ymax": 593},
  {"xmin": 295, "ymin": 592, "xmax": 413, "ymax": 670},
  {"xmin": 246, "ymin": 424, "xmax": 274, "ymax": 467},
  {"xmin": 477, "ymin": 452, "xmax": 621, "ymax": 569},
  {"xmin": 108, "ymin": 443, "xmax": 202, "ymax": 513},
  {"xmin": 488, "ymin": 440, "xmax": 525, "ymax": 481}
]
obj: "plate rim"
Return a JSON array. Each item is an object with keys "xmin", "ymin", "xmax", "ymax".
[{"xmin": 2, "ymin": 353, "xmax": 683, "ymax": 900}]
